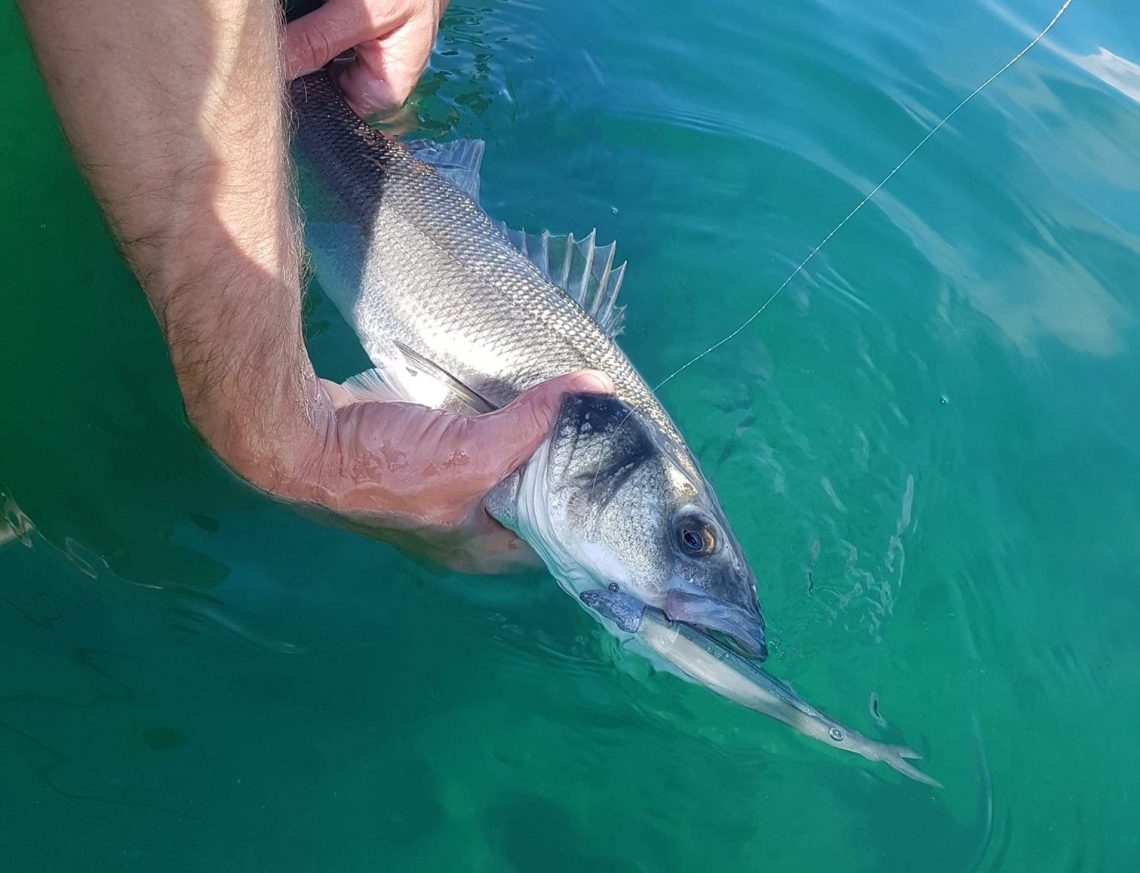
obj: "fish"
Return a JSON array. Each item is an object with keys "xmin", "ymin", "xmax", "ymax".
[
  {"xmin": 290, "ymin": 69, "xmax": 767, "ymax": 658},
  {"xmin": 290, "ymin": 71, "xmax": 940, "ymax": 785},
  {"xmin": 289, "ymin": 70, "xmax": 939, "ymax": 784},
  {"xmin": 580, "ymin": 588, "xmax": 942, "ymax": 787}
]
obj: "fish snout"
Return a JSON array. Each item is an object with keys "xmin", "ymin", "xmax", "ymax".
[{"xmin": 664, "ymin": 589, "xmax": 768, "ymax": 660}]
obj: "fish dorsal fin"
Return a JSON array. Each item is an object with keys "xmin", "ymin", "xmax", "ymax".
[
  {"xmin": 406, "ymin": 138, "xmax": 485, "ymax": 202},
  {"xmin": 494, "ymin": 225, "xmax": 628, "ymax": 338},
  {"xmin": 340, "ymin": 341, "xmax": 495, "ymax": 416}
]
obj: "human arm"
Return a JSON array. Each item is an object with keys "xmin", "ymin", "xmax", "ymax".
[{"xmin": 17, "ymin": 0, "xmax": 611, "ymax": 572}]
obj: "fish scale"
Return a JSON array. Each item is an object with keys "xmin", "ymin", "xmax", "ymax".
[{"xmin": 290, "ymin": 69, "xmax": 683, "ymax": 451}]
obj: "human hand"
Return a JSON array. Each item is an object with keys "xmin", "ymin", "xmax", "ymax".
[
  {"xmin": 275, "ymin": 370, "xmax": 614, "ymax": 574},
  {"xmin": 285, "ymin": 0, "xmax": 449, "ymax": 115}
]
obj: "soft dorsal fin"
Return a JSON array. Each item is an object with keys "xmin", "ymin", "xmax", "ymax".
[
  {"xmin": 406, "ymin": 138, "xmax": 485, "ymax": 202},
  {"xmin": 495, "ymin": 225, "xmax": 627, "ymax": 337}
]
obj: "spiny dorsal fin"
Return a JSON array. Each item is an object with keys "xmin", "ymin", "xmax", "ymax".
[
  {"xmin": 494, "ymin": 225, "xmax": 628, "ymax": 338},
  {"xmin": 406, "ymin": 138, "xmax": 485, "ymax": 202}
]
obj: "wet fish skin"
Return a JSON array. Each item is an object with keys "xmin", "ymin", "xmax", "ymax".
[
  {"xmin": 291, "ymin": 72, "xmax": 660, "ymax": 425},
  {"xmin": 489, "ymin": 391, "xmax": 767, "ymax": 658},
  {"xmin": 290, "ymin": 70, "xmax": 766, "ymax": 657}
]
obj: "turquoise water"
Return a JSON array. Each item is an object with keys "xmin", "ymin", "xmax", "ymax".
[{"xmin": 3, "ymin": 0, "xmax": 1139, "ymax": 869}]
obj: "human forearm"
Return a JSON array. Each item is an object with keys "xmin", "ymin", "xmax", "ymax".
[
  {"xmin": 20, "ymin": 0, "xmax": 614, "ymax": 574},
  {"xmin": 19, "ymin": 0, "xmax": 322, "ymax": 484}
]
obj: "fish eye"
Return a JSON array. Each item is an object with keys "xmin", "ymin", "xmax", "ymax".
[
  {"xmin": 608, "ymin": 582, "xmax": 619, "ymax": 593},
  {"xmin": 676, "ymin": 516, "xmax": 717, "ymax": 557},
  {"xmin": 828, "ymin": 726, "xmax": 845, "ymax": 742}
]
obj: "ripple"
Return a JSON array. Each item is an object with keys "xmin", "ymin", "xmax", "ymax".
[{"xmin": 0, "ymin": 490, "xmax": 34, "ymax": 549}]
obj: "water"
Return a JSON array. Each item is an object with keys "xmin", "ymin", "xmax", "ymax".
[{"xmin": 2, "ymin": 0, "xmax": 1138, "ymax": 869}]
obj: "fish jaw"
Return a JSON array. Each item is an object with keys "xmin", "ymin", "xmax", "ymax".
[{"xmin": 664, "ymin": 588, "xmax": 768, "ymax": 660}]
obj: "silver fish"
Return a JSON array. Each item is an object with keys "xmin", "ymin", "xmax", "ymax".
[
  {"xmin": 290, "ymin": 70, "xmax": 766, "ymax": 657},
  {"xmin": 581, "ymin": 588, "xmax": 941, "ymax": 787}
]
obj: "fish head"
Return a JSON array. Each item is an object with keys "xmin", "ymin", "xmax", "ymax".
[{"xmin": 488, "ymin": 392, "xmax": 766, "ymax": 659}]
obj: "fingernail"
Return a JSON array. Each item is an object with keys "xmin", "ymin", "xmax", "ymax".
[{"xmin": 570, "ymin": 370, "xmax": 614, "ymax": 395}]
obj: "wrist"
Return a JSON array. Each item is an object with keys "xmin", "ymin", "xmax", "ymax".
[
  {"xmin": 197, "ymin": 371, "xmax": 336, "ymax": 497},
  {"xmin": 162, "ymin": 270, "xmax": 334, "ymax": 496}
]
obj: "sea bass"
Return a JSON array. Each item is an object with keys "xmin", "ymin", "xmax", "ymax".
[
  {"xmin": 290, "ymin": 70, "xmax": 767, "ymax": 658},
  {"xmin": 581, "ymin": 589, "xmax": 941, "ymax": 787}
]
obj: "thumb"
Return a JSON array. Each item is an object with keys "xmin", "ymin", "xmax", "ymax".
[
  {"xmin": 284, "ymin": 1, "xmax": 405, "ymax": 78},
  {"xmin": 468, "ymin": 370, "xmax": 614, "ymax": 483}
]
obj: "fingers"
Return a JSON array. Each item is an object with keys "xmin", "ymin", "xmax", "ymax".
[
  {"xmin": 333, "ymin": 4, "xmax": 441, "ymax": 113},
  {"xmin": 284, "ymin": 0, "xmax": 406, "ymax": 78},
  {"xmin": 293, "ymin": 368, "xmax": 611, "ymax": 572},
  {"xmin": 332, "ymin": 41, "xmax": 404, "ymax": 113},
  {"xmin": 465, "ymin": 369, "xmax": 614, "ymax": 486},
  {"xmin": 285, "ymin": 0, "xmax": 445, "ymax": 114}
]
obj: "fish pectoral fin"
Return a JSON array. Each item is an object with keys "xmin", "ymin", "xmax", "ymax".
[
  {"xmin": 391, "ymin": 342, "xmax": 497, "ymax": 414},
  {"xmin": 493, "ymin": 226, "xmax": 628, "ymax": 338},
  {"xmin": 343, "ymin": 342, "xmax": 496, "ymax": 416},
  {"xmin": 406, "ymin": 138, "xmax": 486, "ymax": 202},
  {"xmin": 340, "ymin": 368, "xmax": 408, "ymax": 405},
  {"xmin": 340, "ymin": 360, "xmax": 493, "ymax": 415}
]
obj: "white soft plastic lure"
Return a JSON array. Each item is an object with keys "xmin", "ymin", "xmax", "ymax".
[{"xmin": 582, "ymin": 589, "xmax": 942, "ymax": 788}]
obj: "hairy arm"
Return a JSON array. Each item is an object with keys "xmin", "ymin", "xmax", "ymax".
[
  {"xmin": 18, "ymin": 0, "xmax": 610, "ymax": 572},
  {"xmin": 20, "ymin": 0, "xmax": 316, "ymax": 481}
]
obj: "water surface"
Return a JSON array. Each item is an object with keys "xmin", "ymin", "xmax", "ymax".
[{"xmin": 2, "ymin": 1, "xmax": 1139, "ymax": 869}]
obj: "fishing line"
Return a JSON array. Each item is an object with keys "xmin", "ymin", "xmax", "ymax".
[{"xmin": 652, "ymin": 0, "xmax": 1074, "ymax": 392}]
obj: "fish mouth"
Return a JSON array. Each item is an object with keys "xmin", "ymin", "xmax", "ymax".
[{"xmin": 665, "ymin": 589, "xmax": 768, "ymax": 660}]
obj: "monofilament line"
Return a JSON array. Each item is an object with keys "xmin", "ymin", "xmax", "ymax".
[{"xmin": 653, "ymin": 0, "xmax": 1074, "ymax": 392}]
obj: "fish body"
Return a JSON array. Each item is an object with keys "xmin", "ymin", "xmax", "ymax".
[{"xmin": 291, "ymin": 70, "xmax": 766, "ymax": 657}]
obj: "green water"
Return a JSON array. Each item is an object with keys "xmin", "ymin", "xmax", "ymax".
[{"xmin": 2, "ymin": 0, "xmax": 1139, "ymax": 869}]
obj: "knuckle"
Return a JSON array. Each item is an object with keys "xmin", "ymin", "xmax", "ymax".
[
  {"xmin": 526, "ymin": 400, "xmax": 551, "ymax": 437},
  {"xmin": 296, "ymin": 27, "xmax": 335, "ymax": 71}
]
